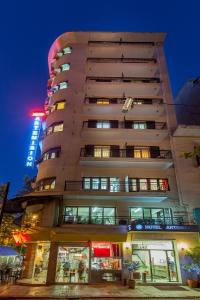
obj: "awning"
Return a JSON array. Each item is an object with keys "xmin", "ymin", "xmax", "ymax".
[{"xmin": 0, "ymin": 246, "xmax": 19, "ymax": 256}]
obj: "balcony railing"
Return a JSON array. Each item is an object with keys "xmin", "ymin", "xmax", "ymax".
[
  {"xmin": 80, "ymin": 148, "xmax": 172, "ymax": 159},
  {"xmin": 83, "ymin": 121, "xmax": 167, "ymax": 130},
  {"xmin": 84, "ymin": 98, "xmax": 163, "ymax": 105},
  {"xmin": 87, "ymin": 76, "xmax": 160, "ymax": 83},
  {"xmin": 64, "ymin": 181, "xmax": 169, "ymax": 193},
  {"xmin": 62, "ymin": 216, "xmax": 191, "ymax": 226}
]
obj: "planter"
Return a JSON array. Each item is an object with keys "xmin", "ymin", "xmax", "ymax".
[
  {"xmin": 132, "ymin": 271, "xmax": 141, "ymax": 280},
  {"xmin": 187, "ymin": 279, "xmax": 198, "ymax": 288},
  {"xmin": 128, "ymin": 279, "xmax": 136, "ymax": 289}
]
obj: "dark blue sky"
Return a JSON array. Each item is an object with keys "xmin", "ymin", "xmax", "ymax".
[{"xmin": 0, "ymin": 0, "xmax": 200, "ymax": 197}]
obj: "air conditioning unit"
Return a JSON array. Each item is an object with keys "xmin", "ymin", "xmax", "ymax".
[{"xmin": 122, "ymin": 97, "xmax": 134, "ymax": 113}]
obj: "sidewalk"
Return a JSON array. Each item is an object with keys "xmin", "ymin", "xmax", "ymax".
[{"xmin": 0, "ymin": 284, "xmax": 200, "ymax": 299}]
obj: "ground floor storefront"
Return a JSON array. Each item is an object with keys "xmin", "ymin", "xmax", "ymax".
[{"xmin": 21, "ymin": 230, "xmax": 199, "ymax": 285}]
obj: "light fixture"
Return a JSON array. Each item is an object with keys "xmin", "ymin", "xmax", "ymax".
[{"xmin": 178, "ymin": 242, "xmax": 188, "ymax": 251}]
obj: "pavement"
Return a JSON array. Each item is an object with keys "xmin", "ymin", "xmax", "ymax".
[{"xmin": 0, "ymin": 283, "xmax": 200, "ymax": 299}]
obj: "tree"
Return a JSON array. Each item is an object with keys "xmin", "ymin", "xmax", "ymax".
[
  {"xmin": 0, "ymin": 213, "xmax": 18, "ymax": 245},
  {"xmin": 181, "ymin": 145, "xmax": 200, "ymax": 159},
  {"xmin": 16, "ymin": 176, "xmax": 35, "ymax": 197}
]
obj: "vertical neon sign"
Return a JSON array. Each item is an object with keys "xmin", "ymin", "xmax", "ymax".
[{"xmin": 26, "ymin": 112, "xmax": 44, "ymax": 167}]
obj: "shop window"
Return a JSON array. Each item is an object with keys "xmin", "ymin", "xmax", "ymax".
[
  {"xmin": 56, "ymin": 246, "xmax": 89, "ymax": 283},
  {"xmin": 91, "ymin": 242, "xmax": 122, "ymax": 283},
  {"xmin": 32, "ymin": 242, "xmax": 50, "ymax": 284}
]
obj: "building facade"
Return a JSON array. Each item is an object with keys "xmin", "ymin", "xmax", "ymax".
[{"xmin": 21, "ymin": 32, "xmax": 199, "ymax": 285}]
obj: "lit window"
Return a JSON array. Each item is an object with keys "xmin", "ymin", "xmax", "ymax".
[
  {"xmin": 37, "ymin": 177, "xmax": 56, "ymax": 191},
  {"xmin": 134, "ymin": 147, "xmax": 150, "ymax": 158},
  {"xmin": 94, "ymin": 146, "xmax": 110, "ymax": 158},
  {"xmin": 57, "ymin": 51, "xmax": 63, "ymax": 58},
  {"xmin": 97, "ymin": 99, "xmax": 110, "ymax": 105},
  {"xmin": 63, "ymin": 47, "xmax": 72, "ymax": 54},
  {"xmin": 50, "ymin": 105, "xmax": 56, "ymax": 113},
  {"xmin": 150, "ymin": 179, "xmax": 158, "ymax": 190},
  {"xmin": 92, "ymin": 178, "xmax": 100, "ymax": 190},
  {"xmin": 133, "ymin": 122, "xmax": 147, "ymax": 129},
  {"xmin": 83, "ymin": 178, "xmax": 90, "ymax": 190},
  {"xmin": 57, "ymin": 101, "xmax": 65, "ymax": 110},
  {"xmin": 139, "ymin": 179, "xmax": 148, "ymax": 190},
  {"xmin": 110, "ymin": 177, "xmax": 120, "ymax": 192},
  {"xmin": 130, "ymin": 179, "xmax": 137, "ymax": 191},
  {"xmin": 159, "ymin": 179, "xmax": 168, "ymax": 191},
  {"xmin": 59, "ymin": 82, "xmax": 68, "ymax": 89},
  {"xmin": 53, "ymin": 123, "xmax": 63, "ymax": 132},
  {"xmin": 96, "ymin": 121, "xmax": 110, "ymax": 128},
  {"xmin": 61, "ymin": 64, "xmax": 70, "ymax": 71}
]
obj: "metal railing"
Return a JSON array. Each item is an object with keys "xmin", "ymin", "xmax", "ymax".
[
  {"xmin": 87, "ymin": 76, "xmax": 161, "ymax": 84},
  {"xmin": 64, "ymin": 181, "xmax": 169, "ymax": 193},
  {"xmin": 80, "ymin": 148, "xmax": 172, "ymax": 159},
  {"xmin": 83, "ymin": 121, "xmax": 167, "ymax": 130},
  {"xmin": 62, "ymin": 216, "xmax": 191, "ymax": 226},
  {"xmin": 84, "ymin": 98, "xmax": 163, "ymax": 105}
]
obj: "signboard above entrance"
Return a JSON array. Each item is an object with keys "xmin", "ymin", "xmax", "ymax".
[{"xmin": 128, "ymin": 223, "xmax": 199, "ymax": 232}]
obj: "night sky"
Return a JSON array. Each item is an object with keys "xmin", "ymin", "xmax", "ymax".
[{"xmin": 1, "ymin": 0, "xmax": 200, "ymax": 197}]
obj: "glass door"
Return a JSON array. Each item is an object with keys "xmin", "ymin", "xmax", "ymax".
[
  {"xmin": 132, "ymin": 250, "xmax": 151, "ymax": 281},
  {"xmin": 150, "ymin": 250, "xmax": 169, "ymax": 282},
  {"xmin": 167, "ymin": 250, "xmax": 178, "ymax": 282}
]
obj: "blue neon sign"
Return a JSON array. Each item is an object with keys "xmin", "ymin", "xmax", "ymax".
[{"xmin": 26, "ymin": 117, "xmax": 42, "ymax": 167}]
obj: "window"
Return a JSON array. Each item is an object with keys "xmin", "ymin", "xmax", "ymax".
[
  {"xmin": 47, "ymin": 122, "xmax": 64, "ymax": 135},
  {"xmin": 96, "ymin": 121, "xmax": 110, "ymax": 128},
  {"xmin": 83, "ymin": 177, "xmax": 119, "ymax": 192},
  {"xmin": 61, "ymin": 63, "xmax": 70, "ymax": 71},
  {"xmin": 50, "ymin": 101, "xmax": 65, "ymax": 112},
  {"xmin": 133, "ymin": 122, "xmax": 147, "ymax": 129},
  {"xmin": 51, "ymin": 82, "xmax": 68, "ymax": 94},
  {"xmin": 139, "ymin": 179, "xmax": 148, "ymax": 190},
  {"xmin": 37, "ymin": 177, "xmax": 56, "ymax": 191},
  {"xmin": 130, "ymin": 207, "xmax": 172, "ymax": 225},
  {"xmin": 96, "ymin": 99, "xmax": 110, "ymax": 105},
  {"xmin": 94, "ymin": 146, "xmax": 110, "ymax": 158},
  {"xmin": 129, "ymin": 178, "xmax": 169, "ymax": 192},
  {"xmin": 64, "ymin": 206, "xmax": 115, "ymax": 225},
  {"xmin": 59, "ymin": 82, "xmax": 68, "ymax": 89},
  {"xmin": 53, "ymin": 123, "xmax": 64, "ymax": 132},
  {"xmin": 134, "ymin": 147, "xmax": 150, "ymax": 158},
  {"xmin": 57, "ymin": 101, "xmax": 65, "ymax": 110},
  {"xmin": 150, "ymin": 179, "xmax": 158, "ymax": 191},
  {"xmin": 42, "ymin": 147, "xmax": 61, "ymax": 161},
  {"xmin": 63, "ymin": 47, "xmax": 72, "ymax": 54}
]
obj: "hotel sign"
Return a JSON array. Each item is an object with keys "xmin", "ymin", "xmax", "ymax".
[
  {"xmin": 26, "ymin": 115, "xmax": 42, "ymax": 167},
  {"xmin": 128, "ymin": 223, "xmax": 199, "ymax": 232}
]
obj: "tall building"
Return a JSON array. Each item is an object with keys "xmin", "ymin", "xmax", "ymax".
[
  {"xmin": 19, "ymin": 32, "xmax": 199, "ymax": 285},
  {"xmin": 175, "ymin": 76, "xmax": 200, "ymax": 125}
]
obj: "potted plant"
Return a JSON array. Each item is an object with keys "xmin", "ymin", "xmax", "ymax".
[
  {"xmin": 182, "ymin": 247, "xmax": 200, "ymax": 288},
  {"xmin": 127, "ymin": 261, "xmax": 140, "ymax": 289}
]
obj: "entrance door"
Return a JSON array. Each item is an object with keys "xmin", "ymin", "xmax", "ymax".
[
  {"xmin": 132, "ymin": 250, "xmax": 151, "ymax": 281},
  {"xmin": 150, "ymin": 250, "xmax": 169, "ymax": 282}
]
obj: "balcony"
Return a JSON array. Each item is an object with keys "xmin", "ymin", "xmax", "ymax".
[
  {"xmin": 80, "ymin": 148, "xmax": 173, "ymax": 169},
  {"xmin": 64, "ymin": 180, "xmax": 169, "ymax": 202},
  {"xmin": 83, "ymin": 98, "xmax": 164, "ymax": 116},
  {"xmin": 81, "ymin": 121, "xmax": 168, "ymax": 141},
  {"xmin": 62, "ymin": 215, "xmax": 194, "ymax": 227}
]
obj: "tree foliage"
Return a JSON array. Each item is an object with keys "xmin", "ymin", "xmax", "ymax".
[{"xmin": 16, "ymin": 175, "xmax": 35, "ymax": 197}]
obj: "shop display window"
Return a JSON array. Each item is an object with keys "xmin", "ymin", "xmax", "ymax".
[
  {"xmin": 32, "ymin": 242, "xmax": 50, "ymax": 284},
  {"xmin": 55, "ymin": 246, "xmax": 89, "ymax": 283},
  {"xmin": 91, "ymin": 242, "xmax": 122, "ymax": 283}
]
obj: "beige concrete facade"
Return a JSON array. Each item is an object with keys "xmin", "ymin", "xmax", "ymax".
[{"xmin": 22, "ymin": 32, "xmax": 199, "ymax": 285}]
